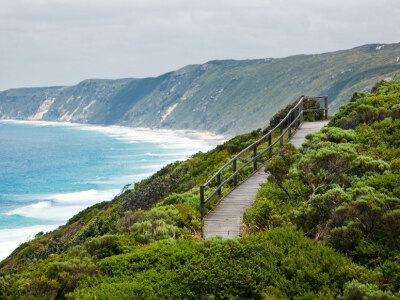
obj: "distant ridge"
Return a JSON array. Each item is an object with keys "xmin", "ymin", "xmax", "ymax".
[{"xmin": 1, "ymin": 42, "xmax": 400, "ymax": 135}]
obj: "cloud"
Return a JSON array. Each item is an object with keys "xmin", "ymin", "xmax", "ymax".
[{"xmin": 0, "ymin": 0, "xmax": 399, "ymax": 90}]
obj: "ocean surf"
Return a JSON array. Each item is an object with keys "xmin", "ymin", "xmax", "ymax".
[{"xmin": 0, "ymin": 120, "xmax": 223, "ymax": 260}]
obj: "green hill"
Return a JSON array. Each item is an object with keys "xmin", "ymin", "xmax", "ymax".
[
  {"xmin": 1, "ymin": 80, "xmax": 400, "ymax": 299},
  {"xmin": 1, "ymin": 43, "xmax": 400, "ymax": 135}
]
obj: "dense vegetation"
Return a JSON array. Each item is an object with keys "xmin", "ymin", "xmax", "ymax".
[
  {"xmin": 244, "ymin": 80, "xmax": 400, "ymax": 298},
  {"xmin": 1, "ymin": 43, "xmax": 400, "ymax": 135},
  {"xmin": 1, "ymin": 81, "xmax": 400, "ymax": 299}
]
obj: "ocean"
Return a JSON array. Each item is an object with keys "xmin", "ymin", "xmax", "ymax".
[{"xmin": 0, "ymin": 120, "xmax": 221, "ymax": 260}]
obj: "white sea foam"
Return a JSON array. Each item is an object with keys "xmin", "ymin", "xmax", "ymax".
[
  {"xmin": 0, "ymin": 225, "xmax": 59, "ymax": 260},
  {"xmin": 144, "ymin": 151, "xmax": 193, "ymax": 157},
  {"xmin": 29, "ymin": 201, "xmax": 52, "ymax": 209},
  {"xmin": 45, "ymin": 189, "xmax": 120, "ymax": 204},
  {"xmin": 129, "ymin": 163, "xmax": 168, "ymax": 170},
  {"xmin": 6, "ymin": 189, "xmax": 119, "ymax": 221},
  {"xmin": 7, "ymin": 204, "xmax": 88, "ymax": 221},
  {"xmin": 0, "ymin": 120, "xmax": 225, "ymax": 150},
  {"xmin": 87, "ymin": 173, "xmax": 153, "ymax": 185}
]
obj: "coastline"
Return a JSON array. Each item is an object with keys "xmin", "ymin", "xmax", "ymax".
[
  {"xmin": 0, "ymin": 225, "xmax": 60, "ymax": 260},
  {"xmin": 0, "ymin": 119, "xmax": 227, "ymax": 147},
  {"xmin": 0, "ymin": 120, "xmax": 225, "ymax": 261}
]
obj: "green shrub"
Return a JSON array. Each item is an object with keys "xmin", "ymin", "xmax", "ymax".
[
  {"xmin": 296, "ymin": 187, "xmax": 350, "ymax": 239},
  {"xmin": 341, "ymin": 280, "xmax": 397, "ymax": 300},
  {"xmin": 45, "ymin": 258, "xmax": 98, "ymax": 296},
  {"xmin": 85, "ymin": 235, "xmax": 124, "ymax": 259},
  {"xmin": 313, "ymin": 127, "xmax": 357, "ymax": 143},
  {"xmin": 71, "ymin": 228, "xmax": 369, "ymax": 299}
]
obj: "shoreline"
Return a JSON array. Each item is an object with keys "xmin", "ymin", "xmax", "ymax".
[
  {"xmin": 0, "ymin": 119, "xmax": 225, "ymax": 261},
  {"xmin": 0, "ymin": 119, "xmax": 227, "ymax": 147},
  {"xmin": 0, "ymin": 225, "xmax": 60, "ymax": 261}
]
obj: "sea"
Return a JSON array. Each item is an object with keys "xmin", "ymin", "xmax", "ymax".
[{"xmin": 0, "ymin": 120, "xmax": 222, "ymax": 260}]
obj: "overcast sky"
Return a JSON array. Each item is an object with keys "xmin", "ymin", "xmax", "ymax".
[{"xmin": 1, "ymin": 0, "xmax": 399, "ymax": 91}]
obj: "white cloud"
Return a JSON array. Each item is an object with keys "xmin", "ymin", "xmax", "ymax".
[{"xmin": 0, "ymin": 0, "xmax": 399, "ymax": 90}]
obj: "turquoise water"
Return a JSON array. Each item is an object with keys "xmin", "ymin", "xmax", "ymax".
[{"xmin": 0, "ymin": 120, "xmax": 218, "ymax": 259}]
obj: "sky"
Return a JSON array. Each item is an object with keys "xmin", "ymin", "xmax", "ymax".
[{"xmin": 1, "ymin": 0, "xmax": 399, "ymax": 91}]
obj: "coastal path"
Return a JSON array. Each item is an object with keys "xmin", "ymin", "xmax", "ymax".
[{"xmin": 200, "ymin": 96, "xmax": 329, "ymax": 239}]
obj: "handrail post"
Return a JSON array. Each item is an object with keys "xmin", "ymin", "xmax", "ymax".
[
  {"xmin": 217, "ymin": 171, "xmax": 222, "ymax": 197},
  {"xmin": 296, "ymin": 105, "xmax": 300, "ymax": 129},
  {"xmin": 324, "ymin": 96, "xmax": 328, "ymax": 120},
  {"xmin": 288, "ymin": 113, "xmax": 292, "ymax": 138},
  {"xmin": 268, "ymin": 133, "xmax": 272, "ymax": 159},
  {"xmin": 300, "ymin": 99, "xmax": 304, "ymax": 124},
  {"xmin": 233, "ymin": 158, "xmax": 237, "ymax": 186},
  {"xmin": 253, "ymin": 145, "xmax": 257, "ymax": 171},
  {"xmin": 200, "ymin": 185, "xmax": 205, "ymax": 218}
]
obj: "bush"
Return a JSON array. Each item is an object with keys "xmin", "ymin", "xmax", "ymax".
[
  {"xmin": 44, "ymin": 258, "xmax": 97, "ymax": 297},
  {"xmin": 311, "ymin": 127, "xmax": 357, "ymax": 143},
  {"xmin": 329, "ymin": 188, "xmax": 400, "ymax": 260},
  {"xmin": 85, "ymin": 235, "xmax": 124, "ymax": 259},
  {"xmin": 341, "ymin": 280, "xmax": 397, "ymax": 300},
  {"xmin": 296, "ymin": 187, "xmax": 350, "ymax": 240},
  {"xmin": 71, "ymin": 228, "xmax": 369, "ymax": 299}
]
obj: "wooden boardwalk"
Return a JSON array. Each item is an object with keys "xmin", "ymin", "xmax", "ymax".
[
  {"xmin": 289, "ymin": 120, "xmax": 329, "ymax": 148},
  {"xmin": 203, "ymin": 120, "xmax": 329, "ymax": 239}
]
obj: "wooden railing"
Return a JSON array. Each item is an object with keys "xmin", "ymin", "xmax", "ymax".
[{"xmin": 199, "ymin": 95, "xmax": 328, "ymax": 218}]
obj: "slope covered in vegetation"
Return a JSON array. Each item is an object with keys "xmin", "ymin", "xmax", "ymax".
[
  {"xmin": 1, "ymin": 43, "xmax": 400, "ymax": 135},
  {"xmin": 244, "ymin": 80, "xmax": 400, "ymax": 298},
  {"xmin": 1, "ymin": 81, "xmax": 400, "ymax": 299}
]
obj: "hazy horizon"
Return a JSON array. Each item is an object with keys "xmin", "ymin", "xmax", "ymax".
[
  {"xmin": 1, "ymin": 0, "xmax": 400, "ymax": 91},
  {"xmin": 2, "ymin": 41, "xmax": 399, "ymax": 92}
]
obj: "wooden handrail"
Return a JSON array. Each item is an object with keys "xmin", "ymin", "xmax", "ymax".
[{"xmin": 200, "ymin": 95, "xmax": 328, "ymax": 218}]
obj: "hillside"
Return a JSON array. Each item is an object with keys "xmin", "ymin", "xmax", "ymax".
[
  {"xmin": 1, "ymin": 43, "xmax": 400, "ymax": 135},
  {"xmin": 1, "ymin": 80, "xmax": 400, "ymax": 299}
]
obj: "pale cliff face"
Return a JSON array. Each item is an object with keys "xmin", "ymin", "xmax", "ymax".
[{"xmin": 29, "ymin": 98, "xmax": 56, "ymax": 121}]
